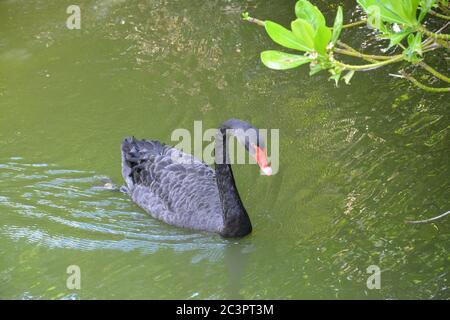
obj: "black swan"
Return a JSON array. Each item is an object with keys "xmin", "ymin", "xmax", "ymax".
[{"xmin": 121, "ymin": 119, "xmax": 272, "ymax": 238}]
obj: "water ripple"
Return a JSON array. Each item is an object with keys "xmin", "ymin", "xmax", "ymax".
[{"xmin": 0, "ymin": 157, "xmax": 226, "ymax": 257}]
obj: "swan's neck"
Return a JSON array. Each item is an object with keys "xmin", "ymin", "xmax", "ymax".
[{"xmin": 215, "ymin": 129, "xmax": 252, "ymax": 237}]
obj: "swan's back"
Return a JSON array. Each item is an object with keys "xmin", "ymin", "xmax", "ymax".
[{"xmin": 121, "ymin": 137, "xmax": 224, "ymax": 233}]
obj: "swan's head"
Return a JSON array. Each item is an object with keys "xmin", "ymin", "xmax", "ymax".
[{"xmin": 220, "ymin": 119, "xmax": 272, "ymax": 176}]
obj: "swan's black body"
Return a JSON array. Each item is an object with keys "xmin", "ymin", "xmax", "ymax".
[{"xmin": 121, "ymin": 119, "xmax": 264, "ymax": 238}]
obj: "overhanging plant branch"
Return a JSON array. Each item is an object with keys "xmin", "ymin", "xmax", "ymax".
[
  {"xmin": 334, "ymin": 55, "xmax": 404, "ymax": 71},
  {"xmin": 418, "ymin": 62, "xmax": 450, "ymax": 83},
  {"xmin": 435, "ymin": 38, "xmax": 450, "ymax": 48},
  {"xmin": 333, "ymin": 49, "xmax": 450, "ymax": 86},
  {"xmin": 334, "ymin": 47, "xmax": 401, "ymax": 61},
  {"xmin": 429, "ymin": 10, "xmax": 450, "ymax": 20},
  {"xmin": 438, "ymin": 3, "xmax": 450, "ymax": 15},
  {"xmin": 336, "ymin": 41, "xmax": 362, "ymax": 52},
  {"xmin": 418, "ymin": 25, "xmax": 450, "ymax": 41},
  {"xmin": 396, "ymin": 41, "xmax": 450, "ymax": 83},
  {"xmin": 242, "ymin": 14, "xmax": 265, "ymax": 27},
  {"xmin": 342, "ymin": 18, "xmax": 367, "ymax": 28},
  {"xmin": 243, "ymin": 0, "xmax": 449, "ymax": 92},
  {"xmin": 336, "ymin": 41, "xmax": 383, "ymax": 62},
  {"xmin": 399, "ymin": 70, "xmax": 450, "ymax": 93},
  {"xmin": 405, "ymin": 210, "xmax": 450, "ymax": 224}
]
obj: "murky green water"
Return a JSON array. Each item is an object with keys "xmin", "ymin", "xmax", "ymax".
[{"xmin": 0, "ymin": 0, "xmax": 448, "ymax": 299}]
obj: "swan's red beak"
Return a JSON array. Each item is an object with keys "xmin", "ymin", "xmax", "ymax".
[{"xmin": 255, "ymin": 145, "xmax": 272, "ymax": 176}]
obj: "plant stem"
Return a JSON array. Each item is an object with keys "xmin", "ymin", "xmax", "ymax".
[
  {"xmin": 418, "ymin": 62, "xmax": 450, "ymax": 83},
  {"xmin": 334, "ymin": 47, "xmax": 400, "ymax": 61},
  {"xmin": 434, "ymin": 20, "xmax": 450, "ymax": 33},
  {"xmin": 337, "ymin": 41, "xmax": 361, "ymax": 52},
  {"xmin": 336, "ymin": 42, "xmax": 379, "ymax": 63},
  {"xmin": 245, "ymin": 15, "xmax": 369, "ymax": 30},
  {"xmin": 337, "ymin": 41, "xmax": 396, "ymax": 57},
  {"xmin": 243, "ymin": 15, "xmax": 265, "ymax": 27},
  {"xmin": 405, "ymin": 210, "xmax": 450, "ymax": 224},
  {"xmin": 418, "ymin": 25, "xmax": 450, "ymax": 41},
  {"xmin": 335, "ymin": 55, "xmax": 404, "ymax": 71},
  {"xmin": 438, "ymin": 3, "xmax": 450, "ymax": 15},
  {"xmin": 436, "ymin": 38, "xmax": 450, "ymax": 48},
  {"xmin": 420, "ymin": 21, "xmax": 450, "ymax": 49},
  {"xmin": 399, "ymin": 71, "xmax": 450, "ymax": 92},
  {"xmin": 342, "ymin": 19, "xmax": 367, "ymax": 28},
  {"xmin": 397, "ymin": 41, "xmax": 450, "ymax": 84},
  {"xmin": 429, "ymin": 9, "xmax": 450, "ymax": 20}
]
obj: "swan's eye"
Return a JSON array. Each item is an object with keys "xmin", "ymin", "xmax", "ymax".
[{"xmin": 252, "ymin": 143, "xmax": 272, "ymax": 176}]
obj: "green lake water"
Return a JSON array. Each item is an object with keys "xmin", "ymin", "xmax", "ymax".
[{"xmin": 0, "ymin": 0, "xmax": 448, "ymax": 299}]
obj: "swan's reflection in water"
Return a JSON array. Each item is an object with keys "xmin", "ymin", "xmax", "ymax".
[{"xmin": 224, "ymin": 242, "xmax": 253, "ymax": 299}]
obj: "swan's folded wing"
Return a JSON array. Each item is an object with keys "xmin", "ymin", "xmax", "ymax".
[{"xmin": 127, "ymin": 145, "xmax": 224, "ymax": 232}]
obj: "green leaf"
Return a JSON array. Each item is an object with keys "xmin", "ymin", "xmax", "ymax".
[
  {"xmin": 357, "ymin": 0, "xmax": 418, "ymax": 26},
  {"xmin": 418, "ymin": 0, "xmax": 436, "ymax": 21},
  {"xmin": 314, "ymin": 25, "xmax": 332, "ymax": 55},
  {"xmin": 331, "ymin": 6, "xmax": 343, "ymax": 45},
  {"xmin": 309, "ymin": 63, "xmax": 323, "ymax": 75},
  {"xmin": 408, "ymin": 32, "xmax": 422, "ymax": 53},
  {"xmin": 358, "ymin": 0, "xmax": 401, "ymax": 25},
  {"xmin": 260, "ymin": 50, "xmax": 312, "ymax": 70},
  {"xmin": 377, "ymin": 21, "xmax": 390, "ymax": 35},
  {"xmin": 342, "ymin": 70, "xmax": 355, "ymax": 84},
  {"xmin": 329, "ymin": 69, "xmax": 342, "ymax": 86},
  {"xmin": 291, "ymin": 19, "xmax": 316, "ymax": 52},
  {"xmin": 295, "ymin": 0, "xmax": 326, "ymax": 30},
  {"xmin": 265, "ymin": 20, "xmax": 312, "ymax": 52},
  {"xmin": 387, "ymin": 28, "xmax": 412, "ymax": 47},
  {"xmin": 389, "ymin": 0, "xmax": 420, "ymax": 24},
  {"xmin": 403, "ymin": 32, "xmax": 423, "ymax": 62}
]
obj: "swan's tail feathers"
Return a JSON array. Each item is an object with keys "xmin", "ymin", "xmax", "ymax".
[{"xmin": 121, "ymin": 137, "xmax": 165, "ymax": 190}]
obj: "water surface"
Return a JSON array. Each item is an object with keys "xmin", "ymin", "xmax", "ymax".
[{"xmin": 0, "ymin": 0, "xmax": 448, "ymax": 299}]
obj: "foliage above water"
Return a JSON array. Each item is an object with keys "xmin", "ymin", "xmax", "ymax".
[{"xmin": 243, "ymin": 0, "xmax": 450, "ymax": 93}]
